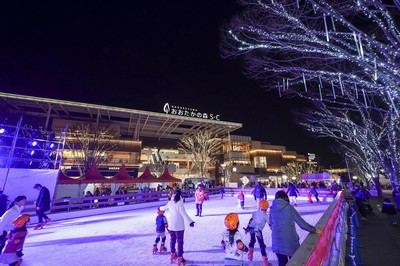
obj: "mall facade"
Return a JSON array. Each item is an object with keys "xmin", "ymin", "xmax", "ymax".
[{"xmin": 0, "ymin": 92, "xmax": 311, "ymax": 187}]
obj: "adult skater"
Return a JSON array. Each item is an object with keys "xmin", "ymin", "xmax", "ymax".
[
  {"xmin": 269, "ymin": 191, "xmax": 322, "ymax": 266},
  {"xmin": 33, "ymin": 183, "xmax": 52, "ymax": 230},
  {"xmin": 286, "ymin": 182, "xmax": 300, "ymax": 207},
  {"xmin": 252, "ymin": 182, "xmax": 267, "ymax": 209},
  {"xmin": 163, "ymin": 189, "xmax": 194, "ymax": 265}
]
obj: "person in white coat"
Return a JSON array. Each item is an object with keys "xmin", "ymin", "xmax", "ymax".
[
  {"xmin": 162, "ymin": 189, "xmax": 194, "ymax": 265},
  {"xmin": 0, "ymin": 196, "xmax": 27, "ymax": 254}
]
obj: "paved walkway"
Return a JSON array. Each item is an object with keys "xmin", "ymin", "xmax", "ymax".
[{"xmin": 357, "ymin": 194, "xmax": 400, "ymax": 266}]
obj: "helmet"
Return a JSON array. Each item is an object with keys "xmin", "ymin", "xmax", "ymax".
[
  {"xmin": 157, "ymin": 206, "xmax": 165, "ymax": 215},
  {"xmin": 224, "ymin": 213, "xmax": 239, "ymax": 230},
  {"xmin": 259, "ymin": 200, "xmax": 269, "ymax": 210},
  {"xmin": 13, "ymin": 214, "xmax": 30, "ymax": 228}
]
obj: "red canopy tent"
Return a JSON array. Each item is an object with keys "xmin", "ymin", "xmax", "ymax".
[
  {"xmin": 112, "ymin": 165, "xmax": 139, "ymax": 183},
  {"xmin": 57, "ymin": 170, "xmax": 82, "ymax": 185},
  {"xmin": 157, "ymin": 167, "xmax": 181, "ymax": 183},
  {"xmin": 137, "ymin": 166, "xmax": 159, "ymax": 183},
  {"xmin": 79, "ymin": 163, "xmax": 111, "ymax": 184}
]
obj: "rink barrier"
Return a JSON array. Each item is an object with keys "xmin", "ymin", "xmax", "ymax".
[
  {"xmin": 22, "ymin": 188, "xmax": 221, "ymax": 224},
  {"xmin": 287, "ymin": 191, "xmax": 351, "ymax": 266}
]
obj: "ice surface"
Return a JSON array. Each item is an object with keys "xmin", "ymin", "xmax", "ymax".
[{"xmin": 21, "ymin": 195, "xmax": 328, "ymax": 266}]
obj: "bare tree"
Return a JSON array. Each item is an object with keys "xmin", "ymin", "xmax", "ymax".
[
  {"xmin": 298, "ymin": 96, "xmax": 399, "ymax": 189},
  {"xmin": 222, "ymin": 0, "xmax": 400, "ymax": 115},
  {"xmin": 178, "ymin": 130, "xmax": 222, "ymax": 178},
  {"xmin": 66, "ymin": 124, "xmax": 118, "ymax": 175}
]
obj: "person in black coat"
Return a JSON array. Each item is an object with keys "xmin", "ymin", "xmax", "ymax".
[
  {"xmin": 33, "ymin": 184, "xmax": 52, "ymax": 230},
  {"xmin": 0, "ymin": 191, "xmax": 8, "ymax": 217}
]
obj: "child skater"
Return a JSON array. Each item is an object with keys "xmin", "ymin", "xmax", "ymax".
[
  {"xmin": 221, "ymin": 212, "xmax": 248, "ymax": 265},
  {"xmin": 153, "ymin": 207, "xmax": 168, "ymax": 254},
  {"xmin": 0, "ymin": 214, "xmax": 30, "ymax": 266},
  {"xmin": 237, "ymin": 191, "xmax": 245, "ymax": 210},
  {"xmin": 308, "ymin": 183, "xmax": 320, "ymax": 203},
  {"xmin": 382, "ymin": 198, "xmax": 398, "ymax": 225},
  {"xmin": 244, "ymin": 200, "xmax": 272, "ymax": 266}
]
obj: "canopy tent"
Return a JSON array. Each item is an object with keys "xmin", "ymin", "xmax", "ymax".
[
  {"xmin": 57, "ymin": 170, "xmax": 82, "ymax": 185},
  {"xmin": 136, "ymin": 166, "xmax": 160, "ymax": 183},
  {"xmin": 157, "ymin": 167, "xmax": 181, "ymax": 183},
  {"xmin": 79, "ymin": 163, "xmax": 111, "ymax": 184},
  {"xmin": 112, "ymin": 165, "xmax": 139, "ymax": 183},
  {"xmin": 301, "ymin": 172, "xmax": 331, "ymax": 181}
]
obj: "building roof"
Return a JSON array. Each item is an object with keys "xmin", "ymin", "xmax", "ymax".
[{"xmin": 0, "ymin": 92, "xmax": 242, "ymax": 140}]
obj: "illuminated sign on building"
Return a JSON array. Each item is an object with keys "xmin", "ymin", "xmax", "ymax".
[{"xmin": 163, "ymin": 103, "xmax": 220, "ymax": 121}]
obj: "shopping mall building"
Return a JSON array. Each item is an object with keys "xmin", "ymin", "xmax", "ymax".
[{"xmin": 0, "ymin": 92, "xmax": 311, "ymax": 189}]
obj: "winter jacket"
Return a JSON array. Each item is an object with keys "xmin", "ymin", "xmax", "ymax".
[
  {"xmin": 195, "ymin": 189, "xmax": 206, "ymax": 204},
  {"xmin": 249, "ymin": 209, "xmax": 268, "ymax": 232},
  {"xmin": 309, "ymin": 187, "xmax": 318, "ymax": 196},
  {"xmin": 0, "ymin": 205, "xmax": 24, "ymax": 233},
  {"xmin": 155, "ymin": 215, "xmax": 168, "ymax": 233},
  {"xmin": 163, "ymin": 199, "xmax": 193, "ymax": 231},
  {"xmin": 221, "ymin": 229, "xmax": 245, "ymax": 261},
  {"xmin": 287, "ymin": 185, "xmax": 299, "ymax": 197},
  {"xmin": 36, "ymin": 187, "xmax": 51, "ymax": 212},
  {"xmin": 252, "ymin": 184, "xmax": 267, "ymax": 200},
  {"xmin": 269, "ymin": 199, "xmax": 317, "ymax": 256},
  {"xmin": 2, "ymin": 227, "xmax": 27, "ymax": 253}
]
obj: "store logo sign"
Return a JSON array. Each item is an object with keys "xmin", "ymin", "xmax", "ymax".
[{"xmin": 163, "ymin": 103, "xmax": 220, "ymax": 121}]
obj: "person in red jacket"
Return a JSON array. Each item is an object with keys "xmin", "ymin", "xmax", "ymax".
[{"xmin": 0, "ymin": 214, "xmax": 30, "ymax": 266}]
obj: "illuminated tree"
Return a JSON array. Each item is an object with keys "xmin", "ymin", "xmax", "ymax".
[
  {"xmin": 178, "ymin": 130, "xmax": 222, "ymax": 178},
  {"xmin": 298, "ymin": 95, "xmax": 399, "ymax": 188},
  {"xmin": 66, "ymin": 124, "xmax": 118, "ymax": 175},
  {"xmin": 222, "ymin": 0, "xmax": 400, "ymax": 115}
]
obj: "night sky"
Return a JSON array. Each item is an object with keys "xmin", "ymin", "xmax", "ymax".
[{"xmin": 0, "ymin": 1, "xmax": 342, "ymax": 167}]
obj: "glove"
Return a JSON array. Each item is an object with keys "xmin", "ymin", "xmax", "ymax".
[
  {"xmin": 316, "ymin": 229, "xmax": 323, "ymax": 236},
  {"xmin": 189, "ymin": 222, "xmax": 195, "ymax": 227},
  {"xmin": 16, "ymin": 249, "xmax": 24, "ymax": 258}
]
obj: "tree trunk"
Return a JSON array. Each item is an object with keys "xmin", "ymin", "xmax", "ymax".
[{"xmin": 372, "ymin": 177, "xmax": 383, "ymax": 197}]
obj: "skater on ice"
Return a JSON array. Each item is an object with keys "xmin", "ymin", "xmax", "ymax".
[
  {"xmin": 194, "ymin": 184, "xmax": 207, "ymax": 217},
  {"xmin": 286, "ymin": 182, "xmax": 299, "ymax": 207},
  {"xmin": 0, "ymin": 214, "xmax": 30, "ymax": 266},
  {"xmin": 163, "ymin": 189, "xmax": 194, "ymax": 265},
  {"xmin": 244, "ymin": 200, "xmax": 272, "ymax": 266},
  {"xmin": 237, "ymin": 191, "xmax": 245, "ymax": 210},
  {"xmin": 221, "ymin": 212, "xmax": 248, "ymax": 265},
  {"xmin": 269, "ymin": 191, "xmax": 323, "ymax": 266},
  {"xmin": 33, "ymin": 184, "xmax": 52, "ymax": 230},
  {"xmin": 308, "ymin": 183, "xmax": 320, "ymax": 204},
  {"xmin": 152, "ymin": 206, "xmax": 168, "ymax": 254}
]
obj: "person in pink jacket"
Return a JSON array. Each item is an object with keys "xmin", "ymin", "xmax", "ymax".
[{"xmin": 194, "ymin": 184, "xmax": 208, "ymax": 217}]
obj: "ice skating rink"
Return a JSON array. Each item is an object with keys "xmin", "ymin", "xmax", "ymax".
[{"xmin": 22, "ymin": 194, "xmax": 329, "ymax": 266}]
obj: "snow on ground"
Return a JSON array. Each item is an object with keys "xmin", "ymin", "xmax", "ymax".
[{"xmin": 21, "ymin": 194, "xmax": 329, "ymax": 266}]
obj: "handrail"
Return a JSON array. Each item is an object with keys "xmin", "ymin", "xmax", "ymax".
[
  {"xmin": 22, "ymin": 188, "xmax": 220, "ymax": 214},
  {"xmin": 288, "ymin": 191, "xmax": 348, "ymax": 266}
]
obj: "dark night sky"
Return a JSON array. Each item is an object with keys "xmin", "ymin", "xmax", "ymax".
[{"xmin": 0, "ymin": 1, "xmax": 343, "ymax": 167}]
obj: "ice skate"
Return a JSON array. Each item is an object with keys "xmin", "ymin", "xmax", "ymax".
[
  {"xmin": 170, "ymin": 252, "xmax": 177, "ymax": 263},
  {"xmin": 152, "ymin": 245, "xmax": 158, "ymax": 254},
  {"xmin": 262, "ymin": 256, "xmax": 272, "ymax": 266},
  {"xmin": 45, "ymin": 218, "xmax": 52, "ymax": 224},
  {"xmin": 15, "ymin": 258, "xmax": 23, "ymax": 266},
  {"xmin": 160, "ymin": 244, "xmax": 167, "ymax": 253},
  {"xmin": 248, "ymin": 247, "xmax": 254, "ymax": 261},
  {"xmin": 177, "ymin": 257, "xmax": 186, "ymax": 265},
  {"xmin": 33, "ymin": 223, "xmax": 44, "ymax": 230}
]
